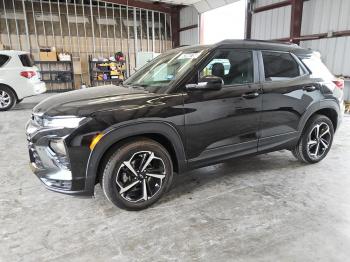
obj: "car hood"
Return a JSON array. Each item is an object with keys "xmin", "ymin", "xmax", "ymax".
[{"xmin": 33, "ymin": 85, "xmax": 154, "ymax": 117}]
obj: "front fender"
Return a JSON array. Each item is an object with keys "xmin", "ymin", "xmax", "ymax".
[{"xmin": 84, "ymin": 120, "xmax": 187, "ymax": 194}]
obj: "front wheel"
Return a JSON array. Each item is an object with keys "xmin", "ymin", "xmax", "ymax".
[
  {"xmin": 101, "ymin": 138, "xmax": 173, "ymax": 210},
  {"xmin": 292, "ymin": 114, "xmax": 334, "ymax": 164}
]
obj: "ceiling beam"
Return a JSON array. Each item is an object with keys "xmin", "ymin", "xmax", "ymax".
[
  {"xmin": 104, "ymin": 0, "xmax": 178, "ymax": 13},
  {"xmin": 253, "ymin": 0, "xmax": 291, "ymax": 13}
]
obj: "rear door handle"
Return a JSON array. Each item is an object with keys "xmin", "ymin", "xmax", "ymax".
[
  {"xmin": 242, "ymin": 92, "xmax": 260, "ymax": 99},
  {"xmin": 303, "ymin": 85, "xmax": 316, "ymax": 92}
]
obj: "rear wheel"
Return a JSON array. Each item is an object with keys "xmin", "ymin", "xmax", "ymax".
[
  {"xmin": 0, "ymin": 86, "xmax": 16, "ymax": 111},
  {"xmin": 101, "ymin": 138, "xmax": 173, "ymax": 210},
  {"xmin": 292, "ymin": 114, "xmax": 334, "ymax": 163}
]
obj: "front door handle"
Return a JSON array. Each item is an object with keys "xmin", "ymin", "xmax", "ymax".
[
  {"xmin": 242, "ymin": 92, "xmax": 260, "ymax": 99},
  {"xmin": 303, "ymin": 85, "xmax": 316, "ymax": 92}
]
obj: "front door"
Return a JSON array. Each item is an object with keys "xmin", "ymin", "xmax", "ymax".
[{"xmin": 183, "ymin": 48, "xmax": 262, "ymax": 167}]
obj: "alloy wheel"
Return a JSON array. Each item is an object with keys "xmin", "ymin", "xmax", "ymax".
[
  {"xmin": 0, "ymin": 90, "xmax": 11, "ymax": 108},
  {"xmin": 307, "ymin": 122, "xmax": 331, "ymax": 160},
  {"xmin": 116, "ymin": 151, "xmax": 166, "ymax": 203}
]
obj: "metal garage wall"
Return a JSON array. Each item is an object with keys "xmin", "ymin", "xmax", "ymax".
[
  {"xmin": 300, "ymin": 37, "xmax": 350, "ymax": 78},
  {"xmin": 251, "ymin": 5, "xmax": 291, "ymax": 40},
  {"xmin": 250, "ymin": 0, "xmax": 350, "ymax": 79},
  {"xmin": 179, "ymin": 6, "xmax": 199, "ymax": 46},
  {"xmin": 301, "ymin": 0, "xmax": 350, "ymax": 35},
  {"xmin": 299, "ymin": 0, "xmax": 350, "ymax": 77}
]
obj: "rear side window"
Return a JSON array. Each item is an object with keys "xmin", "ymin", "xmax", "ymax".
[
  {"xmin": 301, "ymin": 56, "xmax": 334, "ymax": 81},
  {"xmin": 0, "ymin": 55, "xmax": 10, "ymax": 67},
  {"xmin": 262, "ymin": 51, "xmax": 304, "ymax": 81},
  {"xmin": 19, "ymin": 54, "xmax": 34, "ymax": 67}
]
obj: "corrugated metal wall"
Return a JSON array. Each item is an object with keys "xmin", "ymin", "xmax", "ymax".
[
  {"xmin": 301, "ymin": 0, "xmax": 350, "ymax": 35},
  {"xmin": 251, "ymin": 5, "xmax": 291, "ymax": 40},
  {"xmin": 299, "ymin": 0, "xmax": 350, "ymax": 77},
  {"xmin": 179, "ymin": 6, "xmax": 199, "ymax": 46},
  {"xmin": 300, "ymin": 38, "xmax": 350, "ymax": 77},
  {"xmin": 251, "ymin": 0, "xmax": 350, "ymax": 78}
]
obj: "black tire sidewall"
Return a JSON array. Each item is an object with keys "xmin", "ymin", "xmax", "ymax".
[
  {"xmin": 0, "ymin": 86, "xmax": 16, "ymax": 111},
  {"xmin": 102, "ymin": 139, "xmax": 173, "ymax": 210},
  {"xmin": 300, "ymin": 115, "xmax": 334, "ymax": 163}
]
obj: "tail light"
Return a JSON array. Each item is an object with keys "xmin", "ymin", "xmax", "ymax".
[
  {"xmin": 333, "ymin": 79, "xmax": 344, "ymax": 90},
  {"xmin": 20, "ymin": 71, "xmax": 36, "ymax": 79}
]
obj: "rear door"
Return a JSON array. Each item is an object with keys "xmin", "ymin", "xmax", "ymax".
[
  {"xmin": 183, "ymin": 48, "xmax": 263, "ymax": 167},
  {"xmin": 258, "ymin": 50, "xmax": 321, "ymax": 151}
]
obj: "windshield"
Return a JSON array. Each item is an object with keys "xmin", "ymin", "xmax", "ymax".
[{"xmin": 124, "ymin": 47, "xmax": 208, "ymax": 93}]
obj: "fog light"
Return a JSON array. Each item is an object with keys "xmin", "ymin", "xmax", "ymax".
[{"xmin": 50, "ymin": 139, "xmax": 67, "ymax": 155}]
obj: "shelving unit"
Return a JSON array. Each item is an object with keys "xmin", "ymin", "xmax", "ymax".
[
  {"xmin": 34, "ymin": 60, "xmax": 74, "ymax": 92},
  {"xmin": 88, "ymin": 55, "xmax": 126, "ymax": 86}
]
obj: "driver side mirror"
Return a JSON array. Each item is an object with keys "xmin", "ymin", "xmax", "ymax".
[{"xmin": 186, "ymin": 75, "xmax": 223, "ymax": 91}]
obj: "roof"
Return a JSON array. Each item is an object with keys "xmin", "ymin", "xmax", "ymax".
[{"xmin": 213, "ymin": 39, "xmax": 313, "ymax": 55}]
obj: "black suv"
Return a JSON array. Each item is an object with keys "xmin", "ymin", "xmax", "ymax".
[{"xmin": 26, "ymin": 40, "xmax": 344, "ymax": 210}]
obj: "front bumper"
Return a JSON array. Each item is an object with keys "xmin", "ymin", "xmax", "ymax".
[{"xmin": 26, "ymin": 119, "xmax": 92, "ymax": 196}]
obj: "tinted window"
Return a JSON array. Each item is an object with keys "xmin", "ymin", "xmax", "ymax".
[
  {"xmin": 0, "ymin": 55, "xmax": 10, "ymax": 67},
  {"xmin": 202, "ymin": 59, "xmax": 231, "ymax": 76},
  {"xmin": 201, "ymin": 49, "xmax": 254, "ymax": 85},
  {"xmin": 19, "ymin": 54, "xmax": 34, "ymax": 67},
  {"xmin": 262, "ymin": 51, "xmax": 303, "ymax": 81}
]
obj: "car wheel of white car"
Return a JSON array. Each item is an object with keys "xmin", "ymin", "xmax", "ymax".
[{"xmin": 0, "ymin": 85, "xmax": 16, "ymax": 111}]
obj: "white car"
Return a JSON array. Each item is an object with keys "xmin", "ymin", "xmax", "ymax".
[{"xmin": 0, "ymin": 50, "xmax": 46, "ymax": 111}]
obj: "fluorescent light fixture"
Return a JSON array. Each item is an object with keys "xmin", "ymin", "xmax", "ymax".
[
  {"xmin": 154, "ymin": 22, "xmax": 163, "ymax": 28},
  {"xmin": 123, "ymin": 19, "xmax": 140, "ymax": 27},
  {"xmin": 96, "ymin": 18, "xmax": 116, "ymax": 25},
  {"xmin": 0, "ymin": 12, "xmax": 25, "ymax": 20},
  {"xmin": 35, "ymin": 14, "xmax": 60, "ymax": 22},
  {"xmin": 67, "ymin": 15, "xmax": 89, "ymax": 24}
]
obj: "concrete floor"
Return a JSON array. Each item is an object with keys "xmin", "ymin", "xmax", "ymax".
[{"xmin": 1, "ymin": 94, "xmax": 350, "ymax": 262}]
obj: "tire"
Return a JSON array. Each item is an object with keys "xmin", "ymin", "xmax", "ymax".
[
  {"xmin": 292, "ymin": 114, "xmax": 334, "ymax": 164},
  {"xmin": 101, "ymin": 138, "xmax": 173, "ymax": 210},
  {"xmin": 0, "ymin": 85, "xmax": 16, "ymax": 111}
]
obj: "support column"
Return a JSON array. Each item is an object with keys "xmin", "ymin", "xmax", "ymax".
[
  {"xmin": 171, "ymin": 7, "xmax": 180, "ymax": 47},
  {"xmin": 246, "ymin": 0, "xmax": 252, "ymax": 39},
  {"xmin": 290, "ymin": 0, "xmax": 304, "ymax": 44}
]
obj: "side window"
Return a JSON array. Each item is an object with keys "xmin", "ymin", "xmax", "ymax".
[
  {"xmin": 19, "ymin": 54, "xmax": 34, "ymax": 67},
  {"xmin": 201, "ymin": 59, "xmax": 231, "ymax": 77},
  {"xmin": 200, "ymin": 49, "xmax": 254, "ymax": 86},
  {"xmin": 0, "ymin": 55, "xmax": 10, "ymax": 67},
  {"xmin": 262, "ymin": 51, "xmax": 304, "ymax": 81}
]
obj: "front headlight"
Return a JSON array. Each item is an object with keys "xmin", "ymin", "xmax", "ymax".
[{"xmin": 42, "ymin": 116, "xmax": 86, "ymax": 128}]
